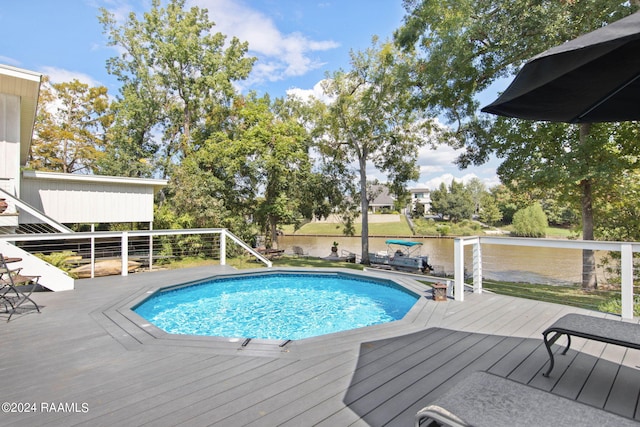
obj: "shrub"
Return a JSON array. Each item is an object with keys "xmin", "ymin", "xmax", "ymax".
[
  {"xmin": 512, "ymin": 203, "xmax": 548, "ymax": 237},
  {"xmin": 436, "ymin": 225, "xmax": 450, "ymax": 236},
  {"xmin": 598, "ymin": 295, "xmax": 640, "ymax": 317}
]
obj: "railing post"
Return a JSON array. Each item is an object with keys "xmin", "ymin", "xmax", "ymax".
[
  {"xmin": 621, "ymin": 243, "xmax": 634, "ymax": 319},
  {"xmin": 220, "ymin": 230, "xmax": 226, "ymax": 266},
  {"xmin": 454, "ymin": 238, "xmax": 465, "ymax": 301},
  {"xmin": 473, "ymin": 238, "xmax": 482, "ymax": 294},
  {"xmin": 122, "ymin": 231, "xmax": 129, "ymax": 276},
  {"xmin": 90, "ymin": 223, "xmax": 95, "ymax": 279},
  {"xmin": 149, "ymin": 222, "xmax": 154, "ymax": 271}
]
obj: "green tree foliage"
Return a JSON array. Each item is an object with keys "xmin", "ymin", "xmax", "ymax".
[
  {"xmin": 594, "ymin": 170, "xmax": 640, "ymax": 242},
  {"xmin": 394, "ymin": 1, "xmax": 638, "ymax": 289},
  {"xmin": 478, "ymin": 193, "xmax": 502, "ymax": 226},
  {"xmin": 247, "ymin": 95, "xmax": 312, "ymax": 246},
  {"xmin": 592, "ymin": 170, "xmax": 640, "ymax": 289},
  {"xmin": 99, "ymin": 0, "xmax": 256, "ymax": 177},
  {"xmin": 165, "ymin": 93, "xmax": 315, "ymax": 243},
  {"xmin": 31, "ymin": 77, "xmax": 111, "ymax": 173},
  {"xmin": 490, "ymin": 184, "xmax": 522, "ymax": 224},
  {"xmin": 429, "ymin": 182, "xmax": 448, "ymax": 218},
  {"xmin": 512, "ymin": 203, "xmax": 548, "ymax": 238},
  {"xmin": 395, "ymin": 0, "xmax": 635, "ymax": 136},
  {"xmin": 465, "ymin": 177, "xmax": 486, "ymax": 216},
  {"xmin": 488, "ymin": 184, "xmax": 578, "ymax": 228},
  {"xmin": 429, "ymin": 180, "xmax": 474, "ymax": 222},
  {"xmin": 315, "ymin": 38, "xmax": 432, "ymax": 263},
  {"xmin": 97, "ymin": 85, "xmax": 157, "ymax": 177}
]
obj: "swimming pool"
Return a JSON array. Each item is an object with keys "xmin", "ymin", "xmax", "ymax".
[{"xmin": 133, "ymin": 271, "xmax": 420, "ymax": 341}]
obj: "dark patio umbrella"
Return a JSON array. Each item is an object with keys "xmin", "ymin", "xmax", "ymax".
[{"xmin": 481, "ymin": 12, "xmax": 640, "ymax": 123}]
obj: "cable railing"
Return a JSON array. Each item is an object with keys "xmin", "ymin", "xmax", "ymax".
[
  {"xmin": 0, "ymin": 223, "xmax": 67, "ymax": 234},
  {"xmin": 4, "ymin": 226, "xmax": 635, "ymax": 319},
  {"xmin": 0, "ymin": 228, "xmax": 271, "ymax": 280},
  {"xmin": 453, "ymin": 236, "xmax": 640, "ymax": 319}
]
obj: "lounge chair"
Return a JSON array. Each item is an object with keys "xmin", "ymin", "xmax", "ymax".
[
  {"xmin": 415, "ymin": 371, "xmax": 638, "ymax": 427},
  {"xmin": 542, "ymin": 313, "xmax": 640, "ymax": 377}
]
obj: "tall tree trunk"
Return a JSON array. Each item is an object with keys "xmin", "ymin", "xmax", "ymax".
[
  {"xmin": 579, "ymin": 123, "xmax": 597, "ymax": 290},
  {"xmin": 359, "ymin": 155, "xmax": 370, "ymax": 265},
  {"xmin": 269, "ymin": 218, "xmax": 278, "ymax": 249}
]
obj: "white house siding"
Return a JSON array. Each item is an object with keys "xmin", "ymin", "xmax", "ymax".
[
  {"xmin": 0, "ymin": 93, "xmax": 20, "ymax": 143},
  {"xmin": 0, "ymin": 93, "xmax": 21, "ymax": 193},
  {"xmin": 0, "ymin": 65, "xmax": 41, "ymax": 169},
  {"xmin": 20, "ymin": 172, "xmax": 166, "ymax": 224}
]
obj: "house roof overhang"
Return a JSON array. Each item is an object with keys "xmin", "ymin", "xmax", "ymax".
[{"xmin": 22, "ymin": 170, "xmax": 168, "ymax": 192}]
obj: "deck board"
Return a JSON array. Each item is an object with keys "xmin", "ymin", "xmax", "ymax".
[{"xmin": 1, "ymin": 266, "xmax": 639, "ymax": 426}]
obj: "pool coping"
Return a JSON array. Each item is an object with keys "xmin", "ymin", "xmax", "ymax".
[{"xmin": 97, "ymin": 267, "xmax": 436, "ymax": 359}]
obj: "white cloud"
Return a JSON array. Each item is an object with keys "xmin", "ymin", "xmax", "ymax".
[
  {"xmin": 191, "ymin": 0, "xmax": 339, "ymax": 84},
  {"xmin": 418, "ymin": 173, "xmax": 480, "ymax": 190},
  {"xmin": 0, "ymin": 55, "xmax": 21, "ymax": 67},
  {"xmin": 417, "ymin": 144, "xmax": 460, "ymax": 169},
  {"xmin": 98, "ymin": 0, "xmax": 135, "ymax": 24},
  {"xmin": 40, "ymin": 66, "xmax": 102, "ymax": 87},
  {"xmin": 286, "ymin": 79, "xmax": 335, "ymax": 104},
  {"xmin": 416, "ymin": 171, "xmax": 501, "ymax": 191}
]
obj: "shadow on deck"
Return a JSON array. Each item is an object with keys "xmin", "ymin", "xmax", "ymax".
[{"xmin": 342, "ymin": 328, "xmax": 640, "ymax": 426}]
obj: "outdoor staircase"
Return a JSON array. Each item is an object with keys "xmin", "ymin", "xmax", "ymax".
[
  {"xmin": 0, "ymin": 188, "xmax": 75, "ymax": 291},
  {"xmin": 0, "ymin": 240, "xmax": 74, "ymax": 291}
]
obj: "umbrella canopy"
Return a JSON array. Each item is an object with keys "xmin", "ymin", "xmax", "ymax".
[{"xmin": 481, "ymin": 12, "xmax": 640, "ymax": 123}]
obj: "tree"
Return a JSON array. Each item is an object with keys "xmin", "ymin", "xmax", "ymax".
[
  {"xmin": 447, "ymin": 180, "xmax": 475, "ymax": 222},
  {"xmin": 430, "ymin": 180, "xmax": 475, "ymax": 222},
  {"xmin": 429, "ymin": 182, "xmax": 448, "ymax": 219},
  {"xmin": 97, "ymin": 85, "xmax": 158, "ymax": 177},
  {"xmin": 493, "ymin": 119, "xmax": 640, "ymax": 286},
  {"xmin": 489, "ymin": 184, "xmax": 531, "ymax": 224},
  {"xmin": 164, "ymin": 93, "xmax": 316, "ymax": 245},
  {"xmin": 394, "ymin": 0, "xmax": 639, "ymax": 289},
  {"xmin": 248, "ymin": 94, "xmax": 312, "ymax": 247},
  {"xmin": 478, "ymin": 193, "xmax": 502, "ymax": 226},
  {"xmin": 31, "ymin": 78, "xmax": 111, "ymax": 173},
  {"xmin": 316, "ymin": 38, "xmax": 432, "ymax": 264},
  {"xmin": 99, "ymin": 0, "xmax": 256, "ymax": 177},
  {"xmin": 593, "ymin": 170, "xmax": 640, "ymax": 242},
  {"xmin": 466, "ymin": 177, "xmax": 486, "ymax": 216}
]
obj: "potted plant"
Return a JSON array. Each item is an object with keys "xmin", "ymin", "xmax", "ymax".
[{"xmin": 331, "ymin": 241, "xmax": 339, "ymax": 253}]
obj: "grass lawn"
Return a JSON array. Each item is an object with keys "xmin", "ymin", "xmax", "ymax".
[
  {"xmin": 545, "ymin": 226, "xmax": 578, "ymax": 238},
  {"xmin": 225, "ymin": 254, "xmax": 365, "ymax": 270},
  {"xmin": 283, "ymin": 217, "xmax": 413, "ymax": 236},
  {"xmin": 481, "ymin": 280, "xmax": 613, "ymax": 312}
]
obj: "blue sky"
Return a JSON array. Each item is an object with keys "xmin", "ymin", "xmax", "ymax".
[{"xmin": 0, "ymin": 0, "xmax": 500, "ymax": 190}]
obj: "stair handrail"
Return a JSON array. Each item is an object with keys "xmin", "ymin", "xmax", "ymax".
[{"xmin": 0, "ymin": 188, "xmax": 72, "ymax": 233}]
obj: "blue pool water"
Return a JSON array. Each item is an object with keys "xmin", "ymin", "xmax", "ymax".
[{"xmin": 134, "ymin": 273, "xmax": 418, "ymax": 340}]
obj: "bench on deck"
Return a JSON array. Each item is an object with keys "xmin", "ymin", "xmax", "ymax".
[
  {"xmin": 415, "ymin": 371, "xmax": 638, "ymax": 427},
  {"xmin": 542, "ymin": 313, "xmax": 640, "ymax": 377}
]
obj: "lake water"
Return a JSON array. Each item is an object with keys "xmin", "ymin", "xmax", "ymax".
[{"xmin": 278, "ymin": 235, "xmax": 601, "ymax": 285}]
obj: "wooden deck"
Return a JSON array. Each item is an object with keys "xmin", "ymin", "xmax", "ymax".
[{"xmin": 1, "ymin": 266, "xmax": 639, "ymax": 426}]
